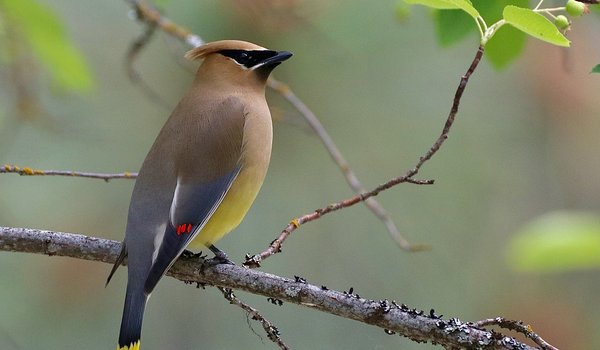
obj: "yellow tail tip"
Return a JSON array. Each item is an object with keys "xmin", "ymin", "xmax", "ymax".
[{"xmin": 118, "ymin": 340, "xmax": 140, "ymax": 350}]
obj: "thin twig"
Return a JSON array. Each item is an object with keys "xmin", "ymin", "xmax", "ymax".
[
  {"xmin": 218, "ymin": 287, "xmax": 289, "ymax": 350},
  {"xmin": 0, "ymin": 164, "xmax": 137, "ymax": 182},
  {"xmin": 474, "ymin": 317, "xmax": 559, "ymax": 350},
  {"xmin": 123, "ymin": 0, "xmax": 203, "ymax": 48},
  {"xmin": 267, "ymin": 77, "xmax": 430, "ymax": 251},
  {"xmin": 125, "ymin": 17, "xmax": 172, "ymax": 111},
  {"xmin": 0, "ymin": 226, "xmax": 547, "ymax": 350},
  {"xmin": 534, "ymin": 0, "xmax": 545, "ymax": 10},
  {"xmin": 245, "ymin": 46, "xmax": 485, "ymax": 267}
]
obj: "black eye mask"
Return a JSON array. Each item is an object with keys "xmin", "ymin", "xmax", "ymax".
[{"xmin": 219, "ymin": 49, "xmax": 278, "ymax": 69}]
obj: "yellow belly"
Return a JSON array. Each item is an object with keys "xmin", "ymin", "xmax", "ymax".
[
  {"xmin": 188, "ymin": 165, "xmax": 264, "ymax": 248},
  {"xmin": 188, "ymin": 97, "xmax": 272, "ymax": 249}
]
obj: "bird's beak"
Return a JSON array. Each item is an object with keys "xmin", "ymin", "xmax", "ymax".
[{"xmin": 252, "ymin": 51, "xmax": 293, "ymax": 70}]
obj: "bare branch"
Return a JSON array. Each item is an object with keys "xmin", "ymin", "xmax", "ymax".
[
  {"xmin": 474, "ymin": 317, "xmax": 559, "ymax": 350},
  {"xmin": 124, "ymin": 0, "xmax": 203, "ymax": 47},
  {"xmin": 267, "ymin": 77, "xmax": 429, "ymax": 251},
  {"xmin": 218, "ymin": 287, "xmax": 289, "ymax": 350},
  {"xmin": 0, "ymin": 226, "xmax": 547, "ymax": 350},
  {"xmin": 245, "ymin": 46, "xmax": 485, "ymax": 267},
  {"xmin": 125, "ymin": 19, "xmax": 172, "ymax": 111},
  {"xmin": 0, "ymin": 164, "xmax": 136, "ymax": 182}
]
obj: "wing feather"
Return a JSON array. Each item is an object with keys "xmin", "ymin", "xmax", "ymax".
[{"xmin": 144, "ymin": 97, "xmax": 246, "ymax": 294}]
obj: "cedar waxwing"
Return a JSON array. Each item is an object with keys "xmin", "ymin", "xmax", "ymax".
[{"xmin": 106, "ymin": 40, "xmax": 292, "ymax": 350}]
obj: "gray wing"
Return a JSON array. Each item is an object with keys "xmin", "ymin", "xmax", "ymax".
[{"xmin": 144, "ymin": 96, "xmax": 246, "ymax": 294}]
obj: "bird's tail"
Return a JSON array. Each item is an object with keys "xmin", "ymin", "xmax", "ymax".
[{"xmin": 117, "ymin": 285, "xmax": 147, "ymax": 350}]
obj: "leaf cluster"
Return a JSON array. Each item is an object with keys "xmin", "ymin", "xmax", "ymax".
[{"xmin": 401, "ymin": 0, "xmax": 599, "ymax": 70}]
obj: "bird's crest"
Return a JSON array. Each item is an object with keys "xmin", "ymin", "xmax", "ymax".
[{"xmin": 185, "ymin": 40, "xmax": 267, "ymax": 61}]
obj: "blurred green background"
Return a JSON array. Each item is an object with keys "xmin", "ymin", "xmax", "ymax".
[{"xmin": 1, "ymin": 1, "xmax": 599, "ymax": 349}]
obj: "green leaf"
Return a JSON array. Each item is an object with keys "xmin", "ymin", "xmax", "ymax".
[
  {"xmin": 404, "ymin": 0, "xmax": 462, "ymax": 9},
  {"xmin": 591, "ymin": 64, "xmax": 600, "ymax": 74},
  {"xmin": 446, "ymin": 0, "xmax": 479, "ymax": 18},
  {"xmin": 434, "ymin": 9, "xmax": 476, "ymax": 46},
  {"xmin": 485, "ymin": 25, "xmax": 526, "ymax": 69},
  {"xmin": 3, "ymin": 0, "xmax": 93, "ymax": 92},
  {"xmin": 507, "ymin": 211, "xmax": 600, "ymax": 273},
  {"xmin": 474, "ymin": 0, "xmax": 528, "ymax": 23},
  {"xmin": 404, "ymin": 0, "xmax": 480, "ymax": 18},
  {"xmin": 503, "ymin": 5, "xmax": 570, "ymax": 47}
]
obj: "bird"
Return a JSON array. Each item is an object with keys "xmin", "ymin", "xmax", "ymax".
[{"xmin": 106, "ymin": 40, "xmax": 292, "ymax": 350}]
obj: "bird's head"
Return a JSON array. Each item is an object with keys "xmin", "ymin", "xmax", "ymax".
[{"xmin": 186, "ymin": 40, "xmax": 292, "ymax": 89}]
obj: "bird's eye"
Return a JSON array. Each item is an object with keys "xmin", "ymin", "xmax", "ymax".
[{"xmin": 238, "ymin": 52, "xmax": 252, "ymax": 64}]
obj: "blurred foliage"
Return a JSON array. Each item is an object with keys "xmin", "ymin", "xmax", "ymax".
[
  {"xmin": 508, "ymin": 211, "xmax": 600, "ymax": 272},
  {"xmin": 0, "ymin": 0, "xmax": 93, "ymax": 92},
  {"xmin": 394, "ymin": 1, "xmax": 412, "ymax": 22},
  {"xmin": 484, "ymin": 24, "xmax": 526, "ymax": 69},
  {"xmin": 433, "ymin": 9, "xmax": 474, "ymax": 46},
  {"xmin": 152, "ymin": 0, "xmax": 171, "ymax": 7},
  {"xmin": 593, "ymin": 64, "xmax": 600, "ymax": 73}
]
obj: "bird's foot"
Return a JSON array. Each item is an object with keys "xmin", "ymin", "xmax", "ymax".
[
  {"xmin": 181, "ymin": 249, "xmax": 206, "ymax": 260},
  {"xmin": 203, "ymin": 245, "xmax": 235, "ymax": 267}
]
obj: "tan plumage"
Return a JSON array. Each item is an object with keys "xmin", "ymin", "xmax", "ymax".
[{"xmin": 108, "ymin": 40, "xmax": 292, "ymax": 350}]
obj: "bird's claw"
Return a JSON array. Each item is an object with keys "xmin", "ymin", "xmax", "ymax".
[
  {"xmin": 203, "ymin": 251, "xmax": 235, "ymax": 267},
  {"xmin": 181, "ymin": 249, "xmax": 206, "ymax": 260}
]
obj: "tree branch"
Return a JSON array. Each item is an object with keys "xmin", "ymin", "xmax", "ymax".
[
  {"xmin": 474, "ymin": 317, "xmax": 559, "ymax": 350},
  {"xmin": 218, "ymin": 287, "xmax": 290, "ymax": 350},
  {"xmin": 1, "ymin": 164, "xmax": 137, "ymax": 182},
  {"xmin": 0, "ymin": 226, "xmax": 547, "ymax": 350},
  {"xmin": 245, "ymin": 45, "xmax": 485, "ymax": 267}
]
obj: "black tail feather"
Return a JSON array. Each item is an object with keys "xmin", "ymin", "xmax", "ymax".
[
  {"xmin": 118, "ymin": 286, "xmax": 147, "ymax": 349},
  {"xmin": 107, "ymin": 242, "xmax": 128, "ymax": 287}
]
